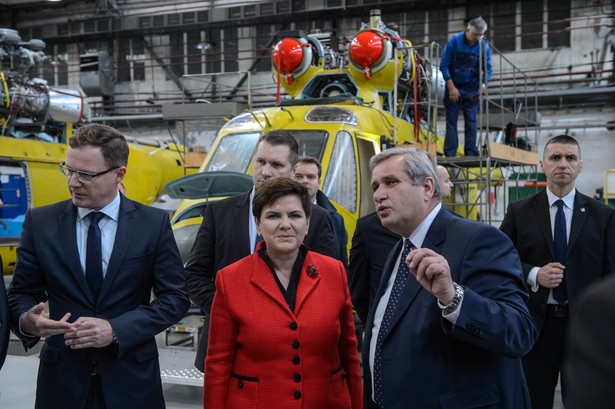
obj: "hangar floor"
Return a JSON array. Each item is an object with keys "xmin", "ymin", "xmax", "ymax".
[
  {"xmin": 0, "ymin": 273, "xmax": 204, "ymax": 409},
  {"xmin": 0, "ymin": 272, "xmax": 563, "ymax": 409},
  {"xmin": 0, "ymin": 337, "xmax": 565, "ymax": 409},
  {"xmin": 0, "ymin": 338, "xmax": 203, "ymax": 409}
]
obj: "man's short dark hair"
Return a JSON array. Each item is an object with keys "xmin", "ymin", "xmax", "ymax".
[
  {"xmin": 544, "ymin": 134, "xmax": 581, "ymax": 157},
  {"xmin": 295, "ymin": 156, "xmax": 322, "ymax": 178},
  {"xmin": 257, "ymin": 130, "xmax": 299, "ymax": 167},
  {"xmin": 69, "ymin": 123, "xmax": 129, "ymax": 167}
]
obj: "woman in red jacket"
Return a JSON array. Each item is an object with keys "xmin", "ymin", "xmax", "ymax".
[{"xmin": 204, "ymin": 178, "xmax": 362, "ymax": 409}]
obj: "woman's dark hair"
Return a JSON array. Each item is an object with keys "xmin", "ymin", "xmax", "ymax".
[{"xmin": 253, "ymin": 177, "xmax": 312, "ymax": 220}]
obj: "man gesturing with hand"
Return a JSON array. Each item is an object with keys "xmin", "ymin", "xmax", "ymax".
[{"xmin": 362, "ymin": 147, "xmax": 536, "ymax": 409}]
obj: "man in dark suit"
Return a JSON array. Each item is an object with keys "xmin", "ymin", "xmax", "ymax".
[
  {"xmin": 293, "ymin": 156, "xmax": 348, "ymax": 267},
  {"xmin": 565, "ymin": 274, "xmax": 615, "ymax": 409},
  {"xmin": 348, "ymin": 212, "xmax": 399, "ymax": 324},
  {"xmin": 7, "ymin": 124, "xmax": 189, "ymax": 409},
  {"xmin": 0, "ymin": 197, "xmax": 8, "ymax": 372},
  {"xmin": 363, "ymin": 148, "xmax": 536, "ymax": 409},
  {"xmin": 500, "ymin": 134, "xmax": 615, "ymax": 409},
  {"xmin": 185, "ymin": 130, "xmax": 338, "ymax": 372}
]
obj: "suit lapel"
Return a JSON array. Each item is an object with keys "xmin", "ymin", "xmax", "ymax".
[
  {"xmin": 235, "ymin": 191, "xmax": 252, "ymax": 257},
  {"xmin": 250, "ymin": 255, "xmax": 295, "ymax": 315},
  {"xmin": 99, "ymin": 196, "xmax": 137, "ymax": 302},
  {"xmin": 371, "ymin": 239, "xmax": 403, "ymax": 311},
  {"xmin": 533, "ymin": 191, "xmax": 556, "ymax": 259},
  {"xmin": 293, "ymin": 254, "xmax": 320, "ymax": 316},
  {"xmin": 59, "ymin": 201, "xmax": 94, "ymax": 302},
  {"xmin": 364, "ymin": 238, "xmax": 401, "ymax": 346},
  {"xmin": 422, "ymin": 207, "xmax": 449, "ymax": 250},
  {"xmin": 249, "ymin": 253, "xmax": 321, "ymax": 318},
  {"xmin": 568, "ymin": 193, "xmax": 588, "ymax": 253},
  {"xmin": 380, "ymin": 208, "xmax": 450, "ymax": 339},
  {"xmin": 381, "ymin": 271, "xmax": 421, "ymax": 341}
]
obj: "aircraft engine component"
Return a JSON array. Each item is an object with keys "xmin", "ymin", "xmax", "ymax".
[
  {"xmin": 349, "ymin": 29, "xmax": 392, "ymax": 80},
  {"xmin": 48, "ymin": 89, "xmax": 85, "ymax": 123},
  {"xmin": 272, "ymin": 37, "xmax": 313, "ymax": 85},
  {"xmin": 0, "ymin": 28, "xmax": 21, "ymax": 44},
  {"xmin": 1, "ymin": 74, "xmax": 85, "ymax": 125},
  {"xmin": 1, "ymin": 76, "xmax": 48, "ymax": 122},
  {"xmin": 428, "ymin": 64, "xmax": 446, "ymax": 105},
  {"xmin": 1, "ymin": 27, "xmax": 87, "ymax": 135},
  {"xmin": 269, "ymin": 12, "xmax": 439, "ymax": 114}
]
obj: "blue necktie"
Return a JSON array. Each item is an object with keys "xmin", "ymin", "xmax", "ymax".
[
  {"xmin": 374, "ymin": 239, "xmax": 413, "ymax": 408},
  {"xmin": 86, "ymin": 212, "xmax": 105, "ymax": 299},
  {"xmin": 552, "ymin": 200, "xmax": 567, "ymax": 304}
]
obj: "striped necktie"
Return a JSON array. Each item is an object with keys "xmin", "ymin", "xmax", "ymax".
[{"xmin": 374, "ymin": 239, "xmax": 413, "ymax": 407}]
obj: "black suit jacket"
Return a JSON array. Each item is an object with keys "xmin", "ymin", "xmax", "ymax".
[
  {"xmin": 7, "ymin": 196, "xmax": 189, "ymax": 409},
  {"xmin": 185, "ymin": 189, "xmax": 338, "ymax": 370},
  {"xmin": 316, "ymin": 190, "xmax": 348, "ymax": 268},
  {"xmin": 348, "ymin": 212, "xmax": 400, "ymax": 324},
  {"xmin": 565, "ymin": 274, "xmax": 615, "ymax": 409},
  {"xmin": 500, "ymin": 189, "xmax": 615, "ymax": 330}
]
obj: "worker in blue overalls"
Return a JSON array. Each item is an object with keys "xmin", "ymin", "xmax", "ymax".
[{"xmin": 440, "ymin": 16, "xmax": 492, "ymax": 157}]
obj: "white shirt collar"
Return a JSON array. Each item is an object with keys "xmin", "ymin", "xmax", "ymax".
[
  {"xmin": 546, "ymin": 188, "xmax": 575, "ymax": 210},
  {"xmin": 406, "ymin": 203, "xmax": 442, "ymax": 247},
  {"xmin": 77, "ymin": 192, "xmax": 121, "ymax": 222}
]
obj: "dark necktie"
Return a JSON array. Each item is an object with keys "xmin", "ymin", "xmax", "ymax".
[
  {"xmin": 552, "ymin": 200, "xmax": 567, "ymax": 304},
  {"xmin": 374, "ymin": 239, "xmax": 413, "ymax": 408},
  {"xmin": 86, "ymin": 212, "xmax": 105, "ymax": 299}
]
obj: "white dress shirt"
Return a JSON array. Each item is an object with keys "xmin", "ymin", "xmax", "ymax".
[
  {"xmin": 527, "ymin": 188, "xmax": 574, "ymax": 305},
  {"xmin": 369, "ymin": 204, "xmax": 464, "ymax": 398},
  {"xmin": 76, "ymin": 193, "xmax": 121, "ymax": 277}
]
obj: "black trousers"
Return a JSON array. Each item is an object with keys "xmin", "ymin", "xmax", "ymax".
[{"xmin": 523, "ymin": 311, "xmax": 568, "ymax": 409}]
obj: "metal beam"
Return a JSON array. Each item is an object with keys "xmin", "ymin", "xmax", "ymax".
[
  {"xmin": 141, "ymin": 36, "xmax": 193, "ymax": 99},
  {"xmin": 227, "ymin": 23, "xmax": 289, "ymax": 99}
]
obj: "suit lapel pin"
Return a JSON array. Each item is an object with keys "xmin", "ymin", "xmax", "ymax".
[
  {"xmin": 580, "ymin": 207, "xmax": 586, "ymax": 213},
  {"xmin": 306, "ymin": 264, "xmax": 319, "ymax": 279}
]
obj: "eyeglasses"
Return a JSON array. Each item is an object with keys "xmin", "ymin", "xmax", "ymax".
[{"xmin": 59, "ymin": 162, "xmax": 119, "ymax": 183}]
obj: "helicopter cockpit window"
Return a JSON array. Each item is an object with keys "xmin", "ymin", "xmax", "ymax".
[
  {"xmin": 290, "ymin": 130, "xmax": 328, "ymax": 159},
  {"xmin": 305, "ymin": 106, "xmax": 358, "ymax": 125},
  {"xmin": 204, "ymin": 130, "xmax": 327, "ymax": 174},
  {"xmin": 204, "ymin": 132, "xmax": 260, "ymax": 173},
  {"xmin": 323, "ymin": 130, "xmax": 357, "ymax": 213}
]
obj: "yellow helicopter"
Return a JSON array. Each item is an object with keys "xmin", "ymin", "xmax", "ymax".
[
  {"xmin": 167, "ymin": 10, "xmax": 458, "ymax": 261},
  {"xmin": 0, "ymin": 28, "xmax": 193, "ymax": 274}
]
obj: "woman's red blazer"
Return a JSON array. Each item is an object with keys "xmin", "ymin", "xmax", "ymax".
[{"xmin": 204, "ymin": 250, "xmax": 362, "ymax": 409}]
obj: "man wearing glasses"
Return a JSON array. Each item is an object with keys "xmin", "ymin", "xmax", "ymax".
[
  {"xmin": 8, "ymin": 123, "xmax": 189, "ymax": 409},
  {"xmin": 440, "ymin": 16, "xmax": 492, "ymax": 157}
]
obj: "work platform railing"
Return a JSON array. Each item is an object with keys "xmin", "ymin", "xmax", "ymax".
[{"xmin": 427, "ymin": 39, "xmax": 542, "ymax": 225}]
